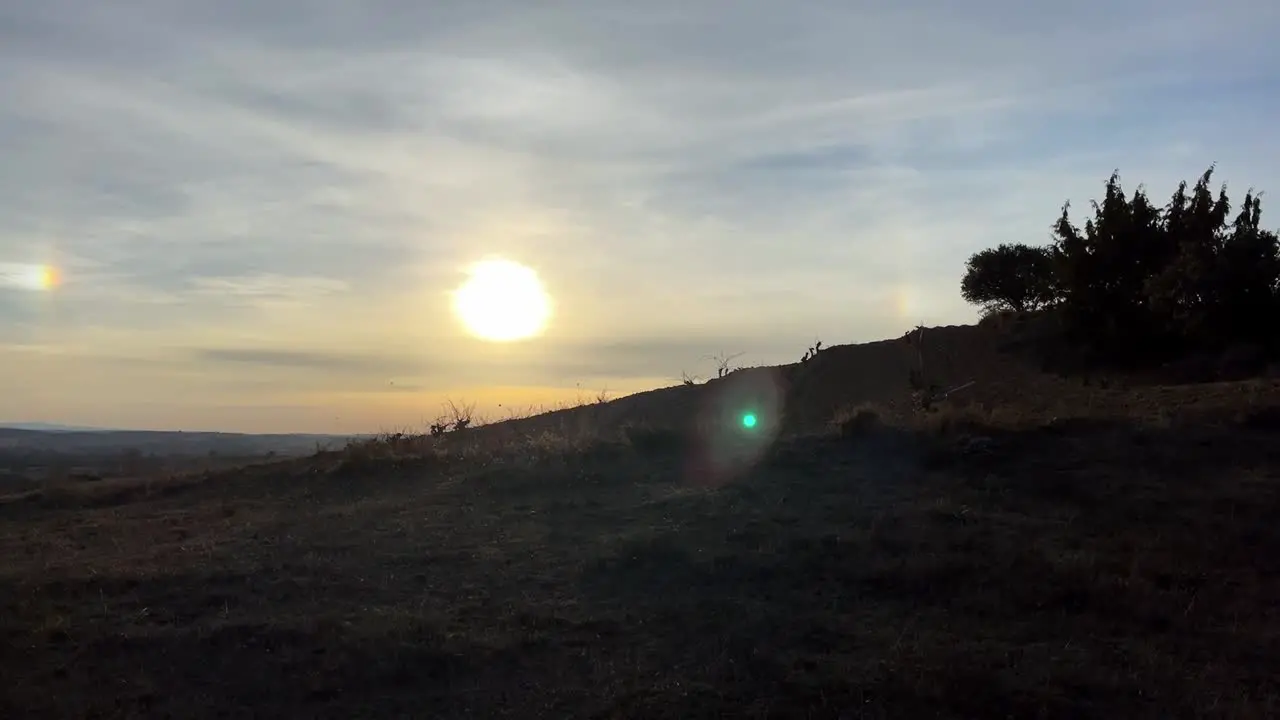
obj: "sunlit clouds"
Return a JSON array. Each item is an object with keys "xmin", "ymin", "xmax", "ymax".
[{"xmin": 452, "ymin": 258, "xmax": 552, "ymax": 342}]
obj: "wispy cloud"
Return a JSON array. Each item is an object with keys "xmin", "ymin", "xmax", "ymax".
[
  {"xmin": 194, "ymin": 347, "xmax": 400, "ymax": 372},
  {"xmin": 2, "ymin": 0, "xmax": 1278, "ymax": 431},
  {"xmin": 187, "ymin": 274, "xmax": 350, "ymax": 310}
]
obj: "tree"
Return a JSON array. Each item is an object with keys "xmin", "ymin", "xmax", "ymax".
[
  {"xmin": 1209, "ymin": 189, "xmax": 1280, "ymax": 346},
  {"xmin": 1141, "ymin": 167, "xmax": 1234, "ymax": 347},
  {"xmin": 960, "ymin": 243, "xmax": 1057, "ymax": 313},
  {"xmin": 964, "ymin": 164, "xmax": 1280, "ymax": 368}
]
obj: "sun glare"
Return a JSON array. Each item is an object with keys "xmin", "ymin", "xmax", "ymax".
[
  {"xmin": 452, "ymin": 258, "xmax": 552, "ymax": 342},
  {"xmin": 0, "ymin": 263, "xmax": 60, "ymax": 291},
  {"xmin": 34, "ymin": 265, "xmax": 59, "ymax": 290}
]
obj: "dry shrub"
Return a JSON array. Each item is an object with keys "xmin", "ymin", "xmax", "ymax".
[
  {"xmin": 334, "ymin": 414, "xmax": 624, "ymax": 477},
  {"xmin": 510, "ymin": 429, "xmax": 593, "ymax": 460},
  {"xmin": 622, "ymin": 424, "xmax": 687, "ymax": 454},
  {"xmin": 911, "ymin": 404, "xmax": 993, "ymax": 437},
  {"xmin": 335, "ymin": 432, "xmax": 447, "ymax": 476},
  {"xmin": 828, "ymin": 403, "xmax": 881, "ymax": 439}
]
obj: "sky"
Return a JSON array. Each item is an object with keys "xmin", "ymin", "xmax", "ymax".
[{"xmin": 2, "ymin": 1, "xmax": 1279, "ymax": 433}]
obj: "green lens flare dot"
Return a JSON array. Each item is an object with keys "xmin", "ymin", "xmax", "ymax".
[{"xmin": 741, "ymin": 413, "xmax": 758, "ymax": 429}]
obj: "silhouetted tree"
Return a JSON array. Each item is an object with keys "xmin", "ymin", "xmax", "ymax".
[
  {"xmin": 960, "ymin": 243, "xmax": 1057, "ymax": 313},
  {"xmin": 1142, "ymin": 167, "xmax": 1235, "ymax": 347},
  {"xmin": 962, "ymin": 165, "xmax": 1280, "ymax": 368},
  {"xmin": 1211, "ymin": 189, "xmax": 1280, "ymax": 346},
  {"xmin": 1050, "ymin": 171, "xmax": 1171, "ymax": 355}
]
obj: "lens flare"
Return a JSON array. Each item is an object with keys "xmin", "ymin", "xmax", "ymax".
[{"xmin": 678, "ymin": 369, "xmax": 788, "ymax": 489}]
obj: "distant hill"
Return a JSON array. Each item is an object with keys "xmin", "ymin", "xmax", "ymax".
[
  {"xmin": 0, "ymin": 427, "xmax": 359, "ymax": 458},
  {"xmin": 0, "ymin": 422, "xmax": 116, "ymax": 432}
]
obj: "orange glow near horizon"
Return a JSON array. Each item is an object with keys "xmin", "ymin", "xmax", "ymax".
[{"xmin": 300, "ymin": 380, "xmax": 669, "ymax": 433}]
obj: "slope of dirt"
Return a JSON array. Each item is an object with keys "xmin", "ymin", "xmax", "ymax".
[
  {"xmin": 490, "ymin": 321, "xmax": 1280, "ymax": 439},
  {"xmin": 3, "ymin": 322, "xmax": 1279, "ymax": 718}
]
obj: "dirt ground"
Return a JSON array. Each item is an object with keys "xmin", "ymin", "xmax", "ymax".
[{"xmin": 2, "ymin": 325, "xmax": 1278, "ymax": 719}]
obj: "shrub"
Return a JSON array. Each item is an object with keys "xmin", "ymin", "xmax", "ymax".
[
  {"xmin": 622, "ymin": 424, "xmax": 687, "ymax": 455},
  {"xmin": 830, "ymin": 404, "xmax": 880, "ymax": 439}
]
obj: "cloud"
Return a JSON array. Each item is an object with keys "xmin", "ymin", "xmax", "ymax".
[
  {"xmin": 190, "ymin": 331, "xmax": 809, "ymax": 393},
  {"xmin": 187, "ymin": 274, "xmax": 350, "ymax": 308},
  {"xmin": 2, "ymin": 0, "xmax": 1279, "ymax": 430},
  {"xmin": 0, "ymin": 263, "xmax": 47, "ymax": 292},
  {"xmin": 195, "ymin": 347, "xmax": 398, "ymax": 372}
]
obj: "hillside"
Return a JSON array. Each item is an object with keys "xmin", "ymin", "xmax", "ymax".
[
  {"xmin": 485, "ymin": 320, "xmax": 1280, "ymax": 441},
  {"xmin": 2, "ymin": 322, "xmax": 1278, "ymax": 719}
]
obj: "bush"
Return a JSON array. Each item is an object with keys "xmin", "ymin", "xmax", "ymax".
[
  {"xmin": 622, "ymin": 424, "xmax": 687, "ymax": 455},
  {"xmin": 830, "ymin": 404, "xmax": 880, "ymax": 439}
]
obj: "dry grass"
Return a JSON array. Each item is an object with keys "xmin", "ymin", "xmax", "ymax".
[{"xmin": 3, "ymin": 326, "xmax": 1279, "ymax": 718}]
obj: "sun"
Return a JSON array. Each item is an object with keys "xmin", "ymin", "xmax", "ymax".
[{"xmin": 451, "ymin": 258, "xmax": 552, "ymax": 342}]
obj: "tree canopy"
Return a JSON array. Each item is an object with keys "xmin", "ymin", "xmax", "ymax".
[
  {"xmin": 960, "ymin": 243, "xmax": 1056, "ymax": 314},
  {"xmin": 960, "ymin": 166, "xmax": 1280, "ymax": 364}
]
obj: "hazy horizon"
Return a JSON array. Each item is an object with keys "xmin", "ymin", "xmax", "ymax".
[{"xmin": 3, "ymin": 1, "xmax": 1279, "ymax": 434}]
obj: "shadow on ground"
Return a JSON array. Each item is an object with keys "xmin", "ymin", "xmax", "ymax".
[{"xmin": 2, "ymin": 413, "xmax": 1278, "ymax": 718}]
